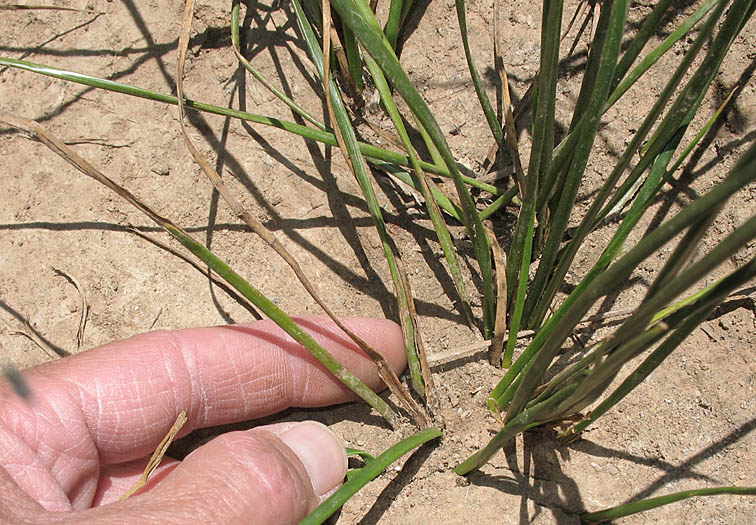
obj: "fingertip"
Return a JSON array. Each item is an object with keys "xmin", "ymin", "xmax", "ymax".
[
  {"xmin": 147, "ymin": 430, "xmax": 316, "ymax": 523},
  {"xmin": 277, "ymin": 421, "xmax": 347, "ymax": 498}
]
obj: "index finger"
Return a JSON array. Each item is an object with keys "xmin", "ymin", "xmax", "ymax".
[{"xmin": 0, "ymin": 316, "xmax": 405, "ymax": 465}]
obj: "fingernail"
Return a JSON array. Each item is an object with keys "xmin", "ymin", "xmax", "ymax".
[{"xmin": 279, "ymin": 421, "xmax": 347, "ymax": 496}]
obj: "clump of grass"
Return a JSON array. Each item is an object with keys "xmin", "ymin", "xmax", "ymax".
[{"xmin": 2, "ymin": 0, "xmax": 755, "ymax": 521}]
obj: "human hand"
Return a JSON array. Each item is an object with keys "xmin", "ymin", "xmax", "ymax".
[{"xmin": 0, "ymin": 316, "xmax": 405, "ymax": 523}]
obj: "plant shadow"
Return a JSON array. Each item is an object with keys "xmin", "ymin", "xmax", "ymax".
[
  {"xmin": 466, "ymin": 429, "xmax": 585, "ymax": 523},
  {"xmin": 357, "ymin": 440, "xmax": 438, "ymax": 524},
  {"xmin": 582, "ymin": 415, "xmax": 756, "ymax": 504}
]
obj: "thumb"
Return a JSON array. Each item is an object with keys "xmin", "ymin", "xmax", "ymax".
[{"xmin": 80, "ymin": 422, "xmax": 347, "ymax": 524}]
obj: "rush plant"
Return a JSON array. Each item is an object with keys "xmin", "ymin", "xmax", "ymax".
[{"xmin": 2, "ymin": 0, "xmax": 754, "ymax": 521}]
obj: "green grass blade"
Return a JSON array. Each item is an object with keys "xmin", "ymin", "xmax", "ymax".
[
  {"xmin": 572, "ymin": 219, "xmax": 756, "ymax": 420},
  {"xmin": 550, "ymin": 0, "xmax": 718, "ymax": 170},
  {"xmin": 524, "ymin": 269, "xmax": 735, "ymax": 423},
  {"xmin": 541, "ymin": 322, "xmax": 671, "ymax": 422},
  {"xmin": 168, "ymin": 227, "xmax": 404, "ymax": 425},
  {"xmin": 563, "ymin": 255, "xmax": 756, "ymax": 439},
  {"xmin": 607, "ymin": 0, "xmax": 719, "ymax": 110},
  {"xmin": 456, "ymin": 378, "xmax": 580, "ymax": 475},
  {"xmin": 640, "ymin": 0, "xmax": 750, "ymax": 153},
  {"xmin": 503, "ymin": 141, "xmax": 756, "ymax": 423},
  {"xmin": 384, "ymin": 0, "xmax": 403, "ymax": 50},
  {"xmin": 341, "ymin": 23, "xmax": 364, "ymax": 92},
  {"xmin": 489, "ymin": 171, "xmax": 671, "ymax": 408},
  {"xmin": 504, "ymin": 0, "xmax": 563, "ymax": 310},
  {"xmin": 547, "ymin": 0, "xmax": 723, "ymax": 209},
  {"xmin": 490, "ymin": 219, "xmax": 756, "ymax": 428},
  {"xmin": 602, "ymin": 126, "xmax": 685, "ymax": 222},
  {"xmin": 594, "ymin": 210, "xmax": 756, "ymax": 387},
  {"xmin": 487, "ymin": 365, "xmax": 524, "ymax": 413},
  {"xmin": 345, "ymin": 447, "xmax": 376, "ymax": 463},
  {"xmin": 644, "ymin": 195, "xmax": 721, "ymax": 305},
  {"xmin": 331, "ymin": 0, "xmax": 496, "ymax": 337},
  {"xmin": 0, "ymin": 111, "xmax": 399, "ymax": 427},
  {"xmin": 455, "ymin": 0, "xmax": 505, "ymax": 156},
  {"xmin": 643, "ymin": 85, "xmax": 737, "ymax": 200},
  {"xmin": 371, "ymin": 161, "xmax": 466, "ymax": 223},
  {"xmin": 582, "ymin": 486, "xmax": 756, "ymax": 523},
  {"xmin": 230, "ymin": 0, "xmax": 326, "ymax": 130},
  {"xmin": 0, "ymin": 56, "xmax": 510, "ymax": 197},
  {"xmin": 291, "ymin": 0, "xmax": 426, "ymax": 397},
  {"xmin": 413, "ymin": 114, "xmax": 446, "ymax": 169},
  {"xmin": 610, "ymin": 0, "xmax": 676, "ymax": 89},
  {"xmin": 478, "ymin": 185, "xmax": 519, "ymax": 220},
  {"xmin": 501, "ymin": 204, "xmax": 534, "ymax": 367},
  {"xmin": 522, "ymin": 0, "xmax": 628, "ymax": 327},
  {"xmin": 596, "ymin": 0, "xmax": 750, "ymax": 227},
  {"xmin": 563, "ymin": 1, "xmax": 619, "ymax": 132},
  {"xmin": 399, "ymin": 0, "xmax": 414, "ymax": 27},
  {"xmin": 302, "ymin": 428, "xmax": 442, "ymax": 525},
  {"xmin": 363, "ymin": 52, "xmax": 475, "ymax": 327},
  {"xmin": 0, "ymin": 57, "xmax": 452, "ymax": 179},
  {"xmin": 548, "ymin": 204, "xmax": 753, "ymax": 420},
  {"xmin": 648, "ymin": 278, "xmax": 725, "ymax": 324},
  {"xmin": 526, "ymin": 0, "xmax": 733, "ymax": 327},
  {"xmin": 598, "ymin": 128, "xmax": 686, "ymax": 265}
]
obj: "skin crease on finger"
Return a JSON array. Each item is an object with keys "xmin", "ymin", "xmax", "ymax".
[
  {"xmin": 0, "ymin": 428, "xmax": 319, "ymax": 524},
  {"xmin": 0, "ymin": 317, "xmax": 406, "ymax": 523}
]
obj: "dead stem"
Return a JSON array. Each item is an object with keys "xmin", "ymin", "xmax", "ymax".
[
  {"xmin": 177, "ymin": 1, "xmax": 420, "ymax": 426},
  {"xmin": 52, "ymin": 267, "xmax": 88, "ymax": 350},
  {"xmin": 0, "ymin": 109, "xmax": 399, "ymax": 427},
  {"xmin": 119, "ymin": 411, "xmax": 188, "ymax": 501},
  {"xmin": 485, "ymin": 227, "xmax": 508, "ymax": 365}
]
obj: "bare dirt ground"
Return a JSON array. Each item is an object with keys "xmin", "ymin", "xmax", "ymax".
[{"xmin": 1, "ymin": 0, "xmax": 755, "ymax": 523}]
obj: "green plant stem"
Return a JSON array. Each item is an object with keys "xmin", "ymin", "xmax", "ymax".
[
  {"xmin": 331, "ymin": 0, "xmax": 496, "ymax": 337},
  {"xmin": 526, "ymin": 0, "xmax": 734, "ymax": 328},
  {"xmin": 302, "ymin": 428, "xmax": 442, "ymax": 524},
  {"xmin": 500, "ymin": 141, "xmax": 756, "ymax": 422},
  {"xmin": 603, "ymin": 124, "xmax": 684, "ymax": 221},
  {"xmin": 505, "ymin": 0, "xmax": 562, "ymax": 311},
  {"xmin": 502, "ymin": 205, "xmax": 534, "ymax": 367},
  {"xmin": 585, "ymin": 211, "xmax": 756, "ymax": 399},
  {"xmin": 384, "ymin": 0, "xmax": 404, "ymax": 50},
  {"xmin": 363, "ymin": 52, "xmax": 474, "ymax": 328},
  {"xmin": 0, "ymin": 110, "xmax": 399, "ymax": 427},
  {"xmin": 523, "ymin": 0, "xmax": 628, "ymax": 327},
  {"xmin": 478, "ymin": 184, "xmax": 520, "ymax": 220},
  {"xmin": 341, "ymin": 23, "xmax": 364, "ymax": 92},
  {"xmin": 489, "ymin": 268, "xmax": 723, "ymax": 416},
  {"xmin": 535, "ymin": 270, "xmax": 730, "ymax": 414},
  {"xmin": 455, "ymin": 0, "xmax": 506, "ymax": 157},
  {"xmin": 605, "ymin": 0, "xmax": 750, "ymax": 222},
  {"xmin": 169, "ymin": 229, "xmax": 399, "ymax": 426},
  {"xmin": 456, "ymin": 379, "xmax": 580, "ymax": 475},
  {"xmin": 581, "ymin": 486, "xmax": 756, "ymax": 523},
  {"xmin": 550, "ymin": 0, "xmax": 719, "ymax": 175},
  {"xmin": 399, "ymin": 0, "xmax": 414, "ymax": 27},
  {"xmin": 606, "ymin": 0, "xmax": 719, "ymax": 110},
  {"xmin": 539, "ymin": 322, "xmax": 671, "ymax": 422},
  {"xmin": 647, "ymin": 85, "xmax": 737, "ymax": 198},
  {"xmin": 610, "ymin": 0, "xmax": 675, "ymax": 88},
  {"xmin": 563, "ymin": 255, "xmax": 756, "ymax": 439},
  {"xmin": 372, "ymin": 161, "xmax": 466, "ymax": 222},
  {"xmin": 230, "ymin": 0, "xmax": 325, "ymax": 130},
  {"xmin": 295, "ymin": 0, "xmax": 431, "ymax": 398},
  {"xmin": 0, "ymin": 57, "xmax": 503, "ymax": 196}
]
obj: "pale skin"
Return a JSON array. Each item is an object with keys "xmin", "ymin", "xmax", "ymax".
[{"xmin": 0, "ymin": 316, "xmax": 406, "ymax": 524}]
